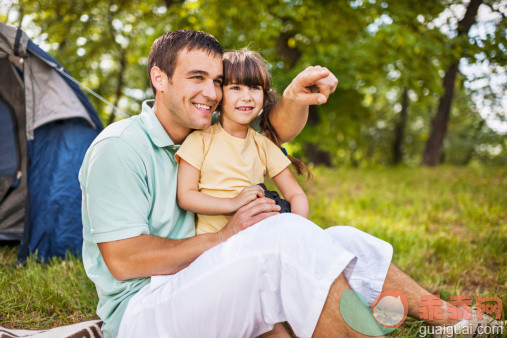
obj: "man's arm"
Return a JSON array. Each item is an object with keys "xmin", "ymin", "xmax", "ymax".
[
  {"xmin": 269, "ymin": 66, "xmax": 338, "ymax": 143},
  {"xmin": 84, "ymin": 137, "xmax": 281, "ymax": 281},
  {"xmin": 98, "ymin": 197, "xmax": 281, "ymax": 281}
]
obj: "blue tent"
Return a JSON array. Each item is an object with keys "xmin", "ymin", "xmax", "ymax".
[{"xmin": 0, "ymin": 22, "xmax": 103, "ymax": 261}]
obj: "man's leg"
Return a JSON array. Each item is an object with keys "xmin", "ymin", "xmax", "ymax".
[
  {"xmin": 119, "ymin": 214, "xmax": 359, "ymax": 338},
  {"xmin": 259, "ymin": 323, "xmax": 291, "ymax": 337},
  {"xmin": 382, "ymin": 263, "xmax": 460, "ymax": 326},
  {"xmin": 322, "ymin": 226, "xmax": 475, "ymax": 330},
  {"xmin": 314, "ymin": 274, "xmax": 386, "ymax": 337},
  {"xmin": 313, "ymin": 264, "xmax": 463, "ymax": 337}
]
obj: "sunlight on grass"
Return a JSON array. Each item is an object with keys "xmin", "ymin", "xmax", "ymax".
[
  {"xmin": 1, "ymin": 166, "xmax": 505, "ymax": 335},
  {"xmin": 0, "ymin": 250, "xmax": 98, "ymax": 328},
  {"xmin": 298, "ymin": 165, "xmax": 506, "ymax": 336}
]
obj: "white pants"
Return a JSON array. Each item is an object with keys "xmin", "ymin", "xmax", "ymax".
[{"xmin": 118, "ymin": 214, "xmax": 393, "ymax": 338}]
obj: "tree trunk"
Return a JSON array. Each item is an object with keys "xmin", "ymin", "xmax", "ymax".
[
  {"xmin": 305, "ymin": 143, "xmax": 332, "ymax": 167},
  {"xmin": 17, "ymin": 5, "xmax": 24, "ymax": 27},
  {"xmin": 276, "ymin": 24, "xmax": 333, "ymax": 165},
  {"xmin": 163, "ymin": 0, "xmax": 184, "ymax": 7},
  {"xmin": 463, "ymin": 119, "xmax": 485, "ymax": 165},
  {"xmin": 107, "ymin": 50, "xmax": 127, "ymax": 125},
  {"xmin": 421, "ymin": 0, "xmax": 483, "ymax": 166},
  {"xmin": 422, "ymin": 61, "xmax": 459, "ymax": 166},
  {"xmin": 276, "ymin": 31, "xmax": 302, "ymax": 69},
  {"xmin": 307, "ymin": 105, "xmax": 320, "ymax": 126},
  {"xmin": 392, "ymin": 86, "xmax": 409, "ymax": 165}
]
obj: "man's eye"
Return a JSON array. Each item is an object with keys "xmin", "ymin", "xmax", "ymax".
[
  {"xmin": 214, "ymin": 80, "xmax": 223, "ymax": 86},
  {"xmin": 191, "ymin": 76, "xmax": 203, "ymax": 80}
]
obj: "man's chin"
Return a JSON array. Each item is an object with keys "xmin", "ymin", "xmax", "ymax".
[{"xmin": 193, "ymin": 119, "xmax": 212, "ymax": 130}]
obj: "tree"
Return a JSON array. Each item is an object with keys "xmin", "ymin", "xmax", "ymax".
[
  {"xmin": 2, "ymin": 0, "xmax": 503, "ymax": 166},
  {"xmin": 392, "ymin": 87, "xmax": 409, "ymax": 164},
  {"xmin": 422, "ymin": 0, "xmax": 483, "ymax": 166}
]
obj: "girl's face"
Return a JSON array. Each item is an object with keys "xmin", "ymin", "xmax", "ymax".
[{"xmin": 221, "ymin": 83, "xmax": 264, "ymax": 128}]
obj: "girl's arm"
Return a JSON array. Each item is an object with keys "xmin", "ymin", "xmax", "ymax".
[
  {"xmin": 177, "ymin": 158, "xmax": 264, "ymax": 215},
  {"xmin": 272, "ymin": 167, "xmax": 309, "ymax": 218}
]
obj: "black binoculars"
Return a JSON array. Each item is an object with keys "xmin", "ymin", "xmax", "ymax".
[{"xmin": 257, "ymin": 183, "xmax": 291, "ymax": 213}]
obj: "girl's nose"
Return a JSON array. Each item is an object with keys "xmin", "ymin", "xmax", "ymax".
[{"xmin": 242, "ymin": 88, "xmax": 253, "ymax": 100}]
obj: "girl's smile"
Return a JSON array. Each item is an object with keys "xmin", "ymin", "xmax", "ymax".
[{"xmin": 220, "ymin": 84, "xmax": 264, "ymax": 138}]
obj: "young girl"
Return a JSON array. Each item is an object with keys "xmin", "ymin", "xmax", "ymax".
[
  {"xmin": 176, "ymin": 48, "xmax": 311, "ymax": 337},
  {"xmin": 175, "ymin": 48, "xmax": 311, "ymax": 236}
]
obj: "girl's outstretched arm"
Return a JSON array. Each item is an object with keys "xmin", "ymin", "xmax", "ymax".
[
  {"xmin": 177, "ymin": 159, "xmax": 264, "ymax": 215},
  {"xmin": 272, "ymin": 167, "xmax": 309, "ymax": 218}
]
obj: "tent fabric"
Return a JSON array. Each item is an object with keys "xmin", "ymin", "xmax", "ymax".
[
  {"xmin": 20, "ymin": 119, "xmax": 99, "ymax": 259},
  {"xmin": 0, "ymin": 57, "xmax": 28, "ymax": 241},
  {"xmin": 26, "ymin": 56, "xmax": 95, "ymax": 133},
  {"xmin": 0, "ymin": 98, "xmax": 18, "ymax": 176},
  {"xmin": 0, "ymin": 24, "xmax": 29, "ymax": 58},
  {"xmin": 24, "ymin": 41, "xmax": 99, "ymax": 140},
  {"xmin": 27, "ymin": 41, "xmax": 103, "ymax": 131},
  {"xmin": 0, "ymin": 22, "xmax": 103, "ymax": 259}
]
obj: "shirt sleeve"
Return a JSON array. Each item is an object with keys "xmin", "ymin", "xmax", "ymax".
[
  {"xmin": 175, "ymin": 130, "xmax": 206, "ymax": 170},
  {"xmin": 263, "ymin": 136, "xmax": 292, "ymax": 178},
  {"xmin": 81, "ymin": 137, "xmax": 151, "ymax": 243}
]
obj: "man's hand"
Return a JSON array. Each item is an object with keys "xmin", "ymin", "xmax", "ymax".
[
  {"xmin": 269, "ymin": 66, "xmax": 338, "ymax": 143},
  {"xmin": 283, "ymin": 66, "xmax": 338, "ymax": 106},
  {"xmin": 218, "ymin": 197, "xmax": 280, "ymax": 242}
]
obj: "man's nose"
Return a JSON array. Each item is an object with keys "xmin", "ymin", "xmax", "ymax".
[{"xmin": 202, "ymin": 80, "xmax": 218, "ymax": 101}]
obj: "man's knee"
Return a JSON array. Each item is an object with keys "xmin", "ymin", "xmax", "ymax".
[
  {"xmin": 326, "ymin": 225, "xmax": 393, "ymax": 254},
  {"xmin": 257, "ymin": 213, "xmax": 322, "ymax": 239}
]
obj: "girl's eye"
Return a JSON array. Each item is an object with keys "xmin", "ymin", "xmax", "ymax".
[
  {"xmin": 230, "ymin": 86, "xmax": 240, "ymax": 90},
  {"xmin": 252, "ymin": 86, "xmax": 262, "ymax": 90}
]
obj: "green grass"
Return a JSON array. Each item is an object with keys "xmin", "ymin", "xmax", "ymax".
[
  {"xmin": 284, "ymin": 165, "xmax": 506, "ymax": 336},
  {"xmin": 1, "ymin": 166, "xmax": 505, "ymax": 336},
  {"xmin": 0, "ymin": 247, "xmax": 98, "ymax": 329}
]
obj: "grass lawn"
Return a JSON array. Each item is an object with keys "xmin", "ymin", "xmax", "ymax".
[{"xmin": 1, "ymin": 166, "xmax": 505, "ymax": 336}]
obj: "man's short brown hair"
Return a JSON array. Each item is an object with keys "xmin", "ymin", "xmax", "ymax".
[{"xmin": 147, "ymin": 30, "xmax": 223, "ymax": 95}]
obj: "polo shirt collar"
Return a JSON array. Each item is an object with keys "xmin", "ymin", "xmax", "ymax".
[{"xmin": 141, "ymin": 100, "xmax": 178, "ymax": 149}]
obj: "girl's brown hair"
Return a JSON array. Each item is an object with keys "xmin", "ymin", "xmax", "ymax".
[{"xmin": 222, "ymin": 48, "xmax": 312, "ymax": 179}]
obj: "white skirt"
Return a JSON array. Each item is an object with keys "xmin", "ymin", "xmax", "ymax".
[{"xmin": 118, "ymin": 213, "xmax": 393, "ymax": 338}]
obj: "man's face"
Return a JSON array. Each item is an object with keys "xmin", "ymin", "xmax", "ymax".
[{"xmin": 160, "ymin": 49, "xmax": 223, "ymax": 131}]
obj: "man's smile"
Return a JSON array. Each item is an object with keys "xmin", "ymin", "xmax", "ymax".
[{"xmin": 193, "ymin": 103, "xmax": 213, "ymax": 113}]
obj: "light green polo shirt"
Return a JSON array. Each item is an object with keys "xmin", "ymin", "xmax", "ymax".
[{"xmin": 79, "ymin": 100, "xmax": 195, "ymax": 338}]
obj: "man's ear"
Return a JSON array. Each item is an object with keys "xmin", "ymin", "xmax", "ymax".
[{"xmin": 150, "ymin": 66, "xmax": 170, "ymax": 93}]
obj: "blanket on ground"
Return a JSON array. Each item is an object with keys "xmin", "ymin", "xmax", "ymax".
[{"xmin": 0, "ymin": 320, "xmax": 103, "ymax": 338}]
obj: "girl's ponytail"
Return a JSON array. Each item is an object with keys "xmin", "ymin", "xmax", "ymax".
[{"xmin": 260, "ymin": 91, "xmax": 313, "ymax": 180}]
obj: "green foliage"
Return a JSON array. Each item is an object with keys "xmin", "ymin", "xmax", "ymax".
[
  {"xmin": 445, "ymin": 78, "xmax": 507, "ymax": 165},
  {"xmin": 1, "ymin": 0, "xmax": 504, "ymax": 165}
]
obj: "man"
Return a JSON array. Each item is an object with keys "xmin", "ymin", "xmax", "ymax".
[{"xmin": 80, "ymin": 30, "xmax": 498, "ymax": 338}]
